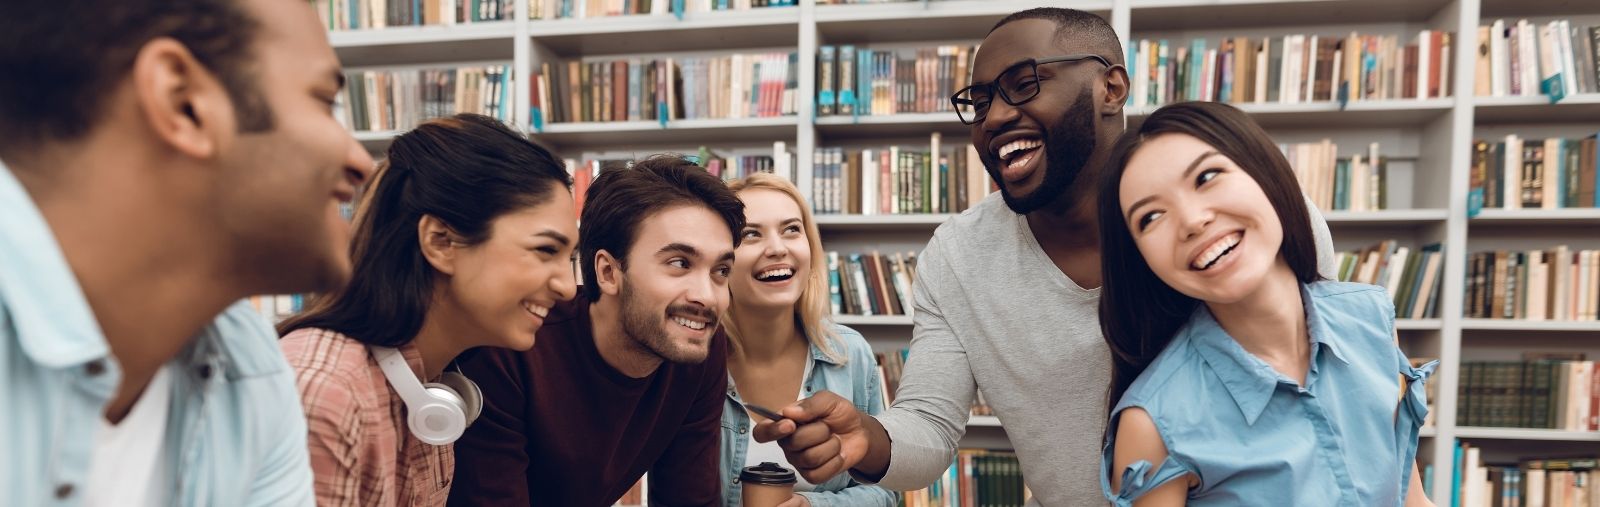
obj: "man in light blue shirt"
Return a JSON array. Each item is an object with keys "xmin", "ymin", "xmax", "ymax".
[{"xmin": 0, "ymin": 0, "xmax": 374, "ymax": 504}]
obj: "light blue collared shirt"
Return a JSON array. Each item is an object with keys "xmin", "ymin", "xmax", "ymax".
[
  {"xmin": 1102, "ymin": 281, "xmax": 1437, "ymax": 507},
  {"xmin": 0, "ymin": 159, "xmax": 315, "ymax": 506},
  {"xmin": 721, "ymin": 323, "xmax": 898, "ymax": 507}
]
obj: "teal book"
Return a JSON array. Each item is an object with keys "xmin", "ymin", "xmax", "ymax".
[{"xmin": 1333, "ymin": 159, "xmax": 1350, "ymax": 211}]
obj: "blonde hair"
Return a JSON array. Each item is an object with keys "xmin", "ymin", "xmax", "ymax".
[{"xmin": 725, "ymin": 173, "xmax": 844, "ymax": 364}]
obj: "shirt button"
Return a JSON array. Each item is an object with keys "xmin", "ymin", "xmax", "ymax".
[
  {"xmin": 55, "ymin": 483, "xmax": 74, "ymax": 499},
  {"xmin": 197, "ymin": 364, "xmax": 213, "ymax": 380},
  {"xmin": 739, "ymin": 426, "xmax": 748, "ymax": 434},
  {"xmin": 84, "ymin": 360, "xmax": 106, "ymax": 376}
]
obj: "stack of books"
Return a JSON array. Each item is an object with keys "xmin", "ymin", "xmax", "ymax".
[
  {"xmin": 530, "ymin": 0, "xmax": 794, "ymax": 19},
  {"xmin": 828, "ymin": 251, "xmax": 917, "ymax": 317},
  {"xmin": 1125, "ymin": 30, "xmax": 1455, "ymax": 108},
  {"xmin": 248, "ymin": 295, "xmax": 305, "ymax": 324},
  {"xmin": 1284, "ymin": 141, "xmax": 1392, "ymax": 212},
  {"xmin": 811, "ymin": 134, "xmax": 991, "ymax": 216},
  {"xmin": 1332, "ymin": 241, "xmax": 1446, "ymax": 319},
  {"xmin": 1469, "ymin": 135, "xmax": 1600, "ymax": 211},
  {"xmin": 1453, "ymin": 446, "xmax": 1599, "ymax": 507},
  {"xmin": 561, "ymin": 143, "xmax": 794, "ymax": 216},
  {"xmin": 315, "ymin": 0, "xmax": 513, "ymax": 30},
  {"xmin": 1474, "ymin": 20, "xmax": 1600, "ymax": 98},
  {"xmin": 340, "ymin": 65, "xmax": 516, "ymax": 133},
  {"xmin": 816, "ymin": 44, "xmax": 976, "ymax": 117},
  {"xmin": 533, "ymin": 52, "xmax": 799, "ymax": 125},
  {"xmin": 1465, "ymin": 247, "xmax": 1600, "ymax": 321},
  {"xmin": 1457, "ymin": 358, "xmax": 1598, "ymax": 429}
]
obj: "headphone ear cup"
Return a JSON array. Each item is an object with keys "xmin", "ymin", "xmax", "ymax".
[
  {"xmin": 435, "ymin": 372, "xmax": 483, "ymax": 426},
  {"xmin": 409, "ymin": 385, "xmax": 467, "ymax": 445}
]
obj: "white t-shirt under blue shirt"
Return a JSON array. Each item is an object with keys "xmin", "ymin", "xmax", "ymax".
[{"xmin": 85, "ymin": 363, "xmax": 175, "ymax": 507}]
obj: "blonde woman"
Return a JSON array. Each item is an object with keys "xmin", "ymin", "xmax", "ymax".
[{"xmin": 720, "ymin": 174, "xmax": 896, "ymax": 507}]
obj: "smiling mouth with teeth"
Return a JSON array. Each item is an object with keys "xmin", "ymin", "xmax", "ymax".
[
  {"xmin": 671, "ymin": 315, "xmax": 710, "ymax": 331},
  {"xmin": 1191, "ymin": 232, "xmax": 1243, "ymax": 271},
  {"xmin": 997, "ymin": 138, "xmax": 1043, "ymax": 164},
  {"xmin": 755, "ymin": 267, "xmax": 795, "ymax": 282},
  {"xmin": 522, "ymin": 301, "xmax": 550, "ymax": 318}
]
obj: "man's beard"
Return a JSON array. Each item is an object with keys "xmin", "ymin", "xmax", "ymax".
[
  {"xmin": 618, "ymin": 277, "xmax": 717, "ymax": 365},
  {"xmin": 989, "ymin": 88, "xmax": 1098, "ymax": 215}
]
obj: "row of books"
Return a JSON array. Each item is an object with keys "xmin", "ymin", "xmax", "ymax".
[
  {"xmin": 817, "ymin": 45, "xmax": 974, "ymax": 116},
  {"xmin": 1286, "ymin": 141, "xmax": 1391, "ymax": 212},
  {"xmin": 1454, "ymin": 445, "xmax": 1599, "ymax": 507},
  {"xmin": 315, "ymin": 0, "xmax": 512, "ymax": 30},
  {"xmin": 1475, "ymin": 20, "xmax": 1600, "ymax": 98},
  {"xmin": 247, "ymin": 294, "xmax": 305, "ymax": 324},
  {"xmin": 340, "ymin": 65, "xmax": 515, "ymax": 133},
  {"xmin": 563, "ymin": 143, "xmax": 794, "ymax": 216},
  {"xmin": 829, "ymin": 251, "xmax": 918, "ymax": 317},
  {"xmin": 811, "ymin": 134, "xmax": 991, "ymax": 216},
  {"xmin": 900, "ymin": 450, "xmax": 1030, "ymax": 507},
  {"xmin": 1127, "ymin": 30, "xmax": 1455, "ymax": 108},
  {"xmin": 1458, "ymin": 358, "xmax": 1599, "ymax": 430},
  {"xmin": 531, "ymin": 0, "xmax": 794, "ymax": 19},
  {"xmin": 1470, "ymin": 135, "xmax": 1600, "ymax": 211},
  {"xmin": 1466, "ymin": 248, "xmax": 1600, "ymax": 321},
  {"xmin": 1333, "ymin": 241, "xmax": 1446, "ymax": 320},
  {"xmin": 532, "ymin": 53, "xmax": 799, "ymax": 125}
]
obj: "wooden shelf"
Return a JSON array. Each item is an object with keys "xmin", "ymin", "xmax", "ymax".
[
  {"xmin": 1480, "ymin": 0, "xmax": 1600, "ymax": 19},
  {"xmin": 833, "ymin": 314, "xmax": 913, "ymax": 326},
  {"xmin": 532, "ymin": 117, "xmax": 799, "ymax": 149},
  {"xmin": 814, "ymin": 113, "xmax": 969, "ymax": 138},
  {"xmin": 1461, "ymin": 319, "xmax": 1600, "ymax": 332},
  {"xmin": 1128, "ymin": 99, "xmax": 1455, "ymax": 129},
  {"xmin": 1474, "ymin": 94, "xmax": 1600, "ymax": 124},
  {"xmin": 968, "ymin": 415, "xmax": 1002, "ymax": 428},
  {"xmin": 330, "ymin": 22, "xmax": 517, "ymax": 66},
  {"xmin": 353, "ymin": 130, "xmax": 403, "ymax": 151},
  {"xmin": 1469, "ymin": 208, "xmax": 1600, "ymax": 226},
  {"xmin": 1396, "ymin": 319, "xmax": 1444, "ymax": 331},
  {"xmin": 1421, "ymin": 426, "xmax": 1436, "ymax": 438},
  {"xmin": 1455, "ymin": 427, "xmax": 1600, "ymax": 441},
  {"xmin": 815, "ymin": 214, "xmax": 956, "ymax": 230},
  {"xmin": 1322, "ymin": 209, "xmax": 1450, "ymax": 226},
  {"xmin": 529, "ymin": 9, "xmax": 799, "ymax": 56}
]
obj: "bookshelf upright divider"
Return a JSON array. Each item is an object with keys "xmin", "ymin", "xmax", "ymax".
[{"xmin": 321, "ymin": 0, "xmax": 1600, "ymax": 502}]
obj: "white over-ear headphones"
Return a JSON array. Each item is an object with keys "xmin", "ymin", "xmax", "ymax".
[{"xmin": 371, "ymin": 346, "xmax": 483, "ymax": 445}]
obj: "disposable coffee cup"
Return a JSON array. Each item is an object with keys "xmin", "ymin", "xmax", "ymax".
[{"xmin": 740, "ymin": 462, "xmax": 797, "ymax": 507}]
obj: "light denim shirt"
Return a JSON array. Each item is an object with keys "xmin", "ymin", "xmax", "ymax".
[
  {"xmin": 1101, "ymin": 281, "xmax": 1437, "ymax": 507},
  {"xmin": 0, "ymin": 160, "xmax": 315, "ymax": 506},
  {"xmin": 721, "ymin": 323, "xmax": 897, "ymax": 507}
]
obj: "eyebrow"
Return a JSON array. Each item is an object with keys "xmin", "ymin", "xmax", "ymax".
[
  {"xmin": 1123, "ymin": 150, "xmax": 1223, "ymax": 224},
  {"xmin": 745, "ymin": 217, "xmax": 802, "ymax": 229},
  {"xmin": 533, "ymin": 230, "xmax": 571, "ymax": 246}
]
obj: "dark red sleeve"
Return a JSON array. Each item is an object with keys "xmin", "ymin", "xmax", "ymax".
[
  {"xmin": 647, "ymin": 336, "xmax": 728, "ymax": 506},
  {"xmin": 447, "ymin": 348, "xmax": 532, "ymax": 506}
]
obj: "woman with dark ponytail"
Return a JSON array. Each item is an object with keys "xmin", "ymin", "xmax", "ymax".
[
  {"xmin": 1096, "ymin": 102, "xmax": 1436, "ymax": 506},
  {"xmin": 278, "ymin": 114, "xmax": 577, "ymax": 506}
]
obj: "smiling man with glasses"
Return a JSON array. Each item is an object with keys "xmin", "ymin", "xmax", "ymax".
[{"xmin": 754, "ymin": 7, "xmax": 1339, "ymax": 505}]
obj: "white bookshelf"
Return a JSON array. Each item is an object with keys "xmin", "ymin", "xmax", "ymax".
[{"xmin": 328, "ymin": 0, "xmax": 1600, "ymax": 500}]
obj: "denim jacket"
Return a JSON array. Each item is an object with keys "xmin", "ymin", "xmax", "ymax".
[
  {"xmin": 0, "ymin": 160, "xmax": 315, "ymax": 506},
  {"xmin": 720, "ymin": 323, "xmax": 897, "ymax": 507}
]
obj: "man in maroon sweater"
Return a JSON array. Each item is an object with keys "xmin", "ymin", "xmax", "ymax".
[{"xmin": 449, "ymin": 156, "xmax": 744, "ymax": 507}]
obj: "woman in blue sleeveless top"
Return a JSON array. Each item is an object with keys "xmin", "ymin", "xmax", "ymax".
[{"xmin": 1095, "ymin": 102, "xmax": 1437, "ymax": 507}]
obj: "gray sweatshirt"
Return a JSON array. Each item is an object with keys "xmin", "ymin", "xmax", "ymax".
[{"xmin": 871, "ymin": 192, "xmax": 1334, "ymax": 506}]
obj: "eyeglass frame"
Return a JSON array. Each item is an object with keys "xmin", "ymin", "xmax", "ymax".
[{"xmin": 950, "ymin": 54, "xmax": 1115, "ymax": 125}]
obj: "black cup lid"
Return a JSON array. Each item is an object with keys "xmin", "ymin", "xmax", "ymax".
[{"xmin": 740, "ymin": 462, "xmax": 797, "ymax": 485}]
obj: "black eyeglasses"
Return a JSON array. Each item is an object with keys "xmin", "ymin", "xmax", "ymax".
[{"xmin": 950, "ymin": 54, "xmax": 1113, "ymax": 125}]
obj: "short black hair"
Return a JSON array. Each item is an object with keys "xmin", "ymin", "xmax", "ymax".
[
  {"xmin": 578, "ymin": 155, "xmax": 746, "ymax": 301},
  {"xmin": 990, "ymin": 7, "xmax": 1125, "ymax": 66},
  {"xmin": 0, "ymin": 0, "xmax": 274, "ymax": 153}
]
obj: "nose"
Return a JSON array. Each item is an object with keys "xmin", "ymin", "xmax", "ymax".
[
  {"xmin": 550, "ymin": 258, "xmax": 577, "ymax": 301},
  {"xmin": 763, "ymin": 235, "xmax": 788, "ymax": 259},
  {"xmin": 981, "ymin": 97, "xmax": 1022, "ymax": 134},
  {"xmin": 1177, "ymin": 200, "xmax": 1215, "ymax": 243},
  {"xmin": 345, "ymin": 136, "xmax": 376, "ymax": 186},
  {"xmin": 684, "ymin": 270, "xmax": 719, "ymax": 310}
]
